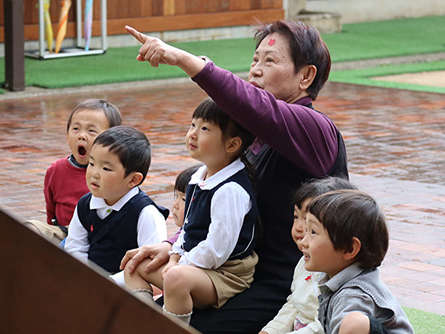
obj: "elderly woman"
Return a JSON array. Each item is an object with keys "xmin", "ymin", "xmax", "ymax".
[{"xmin": 121, "ymin": 21, "xmax": 348, "ymax": 333}]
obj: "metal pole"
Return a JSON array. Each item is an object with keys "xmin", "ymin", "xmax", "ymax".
[
  {"xmin": 101, "ymin": 0, "xmax": 107, "ymax": 50},
  {"xmin": 39, "ymin": 0, "xmax": 44, "ymax": 57},
  {"xmin": 77, "ymin": 0, "xmax": 82, "ymax": 47},
  {"xmin": 4, "ymin": 0, "xmax": 25, "ymax": 91}
]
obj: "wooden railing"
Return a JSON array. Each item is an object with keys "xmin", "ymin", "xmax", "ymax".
[{"xmin": 0, "ymin": 205, "xmax": 200, "ymax": 333}]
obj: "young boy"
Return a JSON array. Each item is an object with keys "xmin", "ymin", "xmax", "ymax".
[
  {"xmin": 260, "ymin": 177, "xmax": 356, "ymax": 334},
  {"xmin": 34, "ymin": 99, "xmax": 122, "ymax": 243},
  {"xmin": 124, "ymin": 98, "xmax": 258, "ymax": 324},
  {"xmin": 301, "ymin": 190, "xmax": 414, "ymax": 334},
  {"xmin": 65, "ymin": 126, "xmax": 169, "ymax": 274}
]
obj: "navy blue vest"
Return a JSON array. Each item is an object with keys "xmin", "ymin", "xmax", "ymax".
[
  {"xmin": 182, "ymin": 168, "xmax": 257, "ymax": 260},
  {"xmin": 77, "ymin": 189, "xmax": 169, "ymax": 274},
  {"xmin": 247, "ymin": 104, "xmax": 349, "ymax": 284}
]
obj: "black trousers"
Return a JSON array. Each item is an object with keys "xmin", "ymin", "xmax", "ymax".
[
  {"xmin": 153, "ymin": 277, "xmax": 284, "ymax": 334},
  {"xmin": 189, "ymin": 278, "xmax": 290, "ymax": 334}
]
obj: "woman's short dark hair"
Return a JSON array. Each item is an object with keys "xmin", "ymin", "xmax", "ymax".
[
  {"xmin": 254, "ymin": 20, "xmax": 331, "ymax": 100},
  {"xmin": 93, "ymin": 126, "xmax": 151, "ymax": 185},
  {"xmin": 192, "ymin": 98, "xmax": 254, "ymax": 156},
  {"xmin": 294, "ymin": 177, "xmax": 357, "ymax": 209},
  {"xmin": 308, "ymin": 190, "xmax": 389, "ymax": 269},
  {"xmin": 174, "ymin": 164, "xmax": 202, "ymax": 193},
  {"xmin": 67, "ymin": 99, "xmax": 122, "ymax": 132}
]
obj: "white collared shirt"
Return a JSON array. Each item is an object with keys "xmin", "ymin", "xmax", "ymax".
[
  {"xmin": 65, "ymin": 187, "xmax": 167, "ymax": 264},
  {"xmin": 171, "ymin": 159, "xmax": 252, "ymax": 269}
]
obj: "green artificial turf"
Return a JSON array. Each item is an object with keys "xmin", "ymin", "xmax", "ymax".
[
  {"xmin": 0, "ymin": 38, "xmax": 254, "ymax": 89},
  {"xmin": 330, "ymin": 60, "xmax": 445, "ymax": 93},
  {"xmin": 324, "ymin": 15, "xmax": 445, "ymax": 62},
  {"xmin": 403, "ymin": 307, "xmax": 445, "ymax": 334},
  {"xmin": 1, "ymin": 15, "xmax": 445, "ymax": 90}
]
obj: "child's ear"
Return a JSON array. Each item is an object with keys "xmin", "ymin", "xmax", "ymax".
[
  {"xmin": 344, "ymin": 237, "xmax": 361, "ymax": 261},
  {"xmin": 226, "ymin": 136, "xmax": 242, "ymax": 154},
  {"xmin": 128, "ymin": 172, "xmax": 144, "ymax": 188}
]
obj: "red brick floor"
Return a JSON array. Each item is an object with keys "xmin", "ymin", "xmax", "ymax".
[{"xmin": 1, "ymin": 80, "xmax": 444, "ymax": 315}]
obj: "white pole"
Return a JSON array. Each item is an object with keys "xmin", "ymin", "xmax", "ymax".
[
  {"xmin": 101, "ymin": 0, "xmax": 107, "ymax": 50},
  {"xmin": 39, "ymin": 0, "xmax": 44, "ymax": 57}
]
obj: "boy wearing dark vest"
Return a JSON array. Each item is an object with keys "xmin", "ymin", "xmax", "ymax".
[
  {"xmin": 65, "ymin": 126, "xmax": 169, "ymax": 274},
  {"xmin": 124, "ymin": 98, "xmax": 258, "ymax": 325}
]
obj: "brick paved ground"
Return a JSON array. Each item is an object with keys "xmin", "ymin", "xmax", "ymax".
[{"xmin": 1, "ymin": 80, "xmax": 444, "ymax": 315}]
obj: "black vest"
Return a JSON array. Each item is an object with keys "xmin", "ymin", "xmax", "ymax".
[
  {"xmin": 77, "ymin": 189, "xmax": 169, "ymax": 274},
  {"xmin": 182, "ymin": 168, "xmax": 258, "ymax": 261},
  {"xmin": 248, "ymin": 104, "xmax": 349, "ymax": 283}
]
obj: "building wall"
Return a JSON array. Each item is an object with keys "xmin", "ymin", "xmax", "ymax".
[{"xmin": 304, "ymin": 0, "xmax": 445, "ymax": 23}]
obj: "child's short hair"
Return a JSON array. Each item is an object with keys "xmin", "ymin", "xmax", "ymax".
[
  {"xmin": 192, "ymin": 98, "xmax": 254, "ymax": 155},
  {"xmin": 174, "ymin": 164, "xmax": 202, "ymax": 193},
  {"xmin": 308, "ymin": 190, "xmax": 389, "ymax": 269},
  {"xmin": 294, "ymin": 177, "xmax": 357, "ymax": 209},
  {"xmin": 93, "ymin": 126, "xmax": 151, "ymax": 185},
  {"xmin": 67, "ymin": 99, "xmax": 122, "ymax": 132}
]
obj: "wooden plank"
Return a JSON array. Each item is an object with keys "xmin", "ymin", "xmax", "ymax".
[
  {"xmin": 0, "ymin": 206, "xmax": 200, "ymax": 334},
  {"xmin": 108, "ymin": 9, "xmax": 284, "ymax": 34},
  {"xmin": 0, "ymin": 8, "xmax": 284, "ymax": 42},
  {"xmin": 229, "ymin": 0, "xmax": 251, "ymax": 11},
  {"xmin": 174, "ymin": 0, "xmax": 187, "ymax": 15},
  {"xmin": 152, "ymin": 0, "xmax": 163, "ymax": 16},
  {"xmin": 164, "ymin": 0, "xmax": 175, "ymax": 16},
  {"xmin": 260, "ymin": 0, "xmax": 282, "ymax": 9},
  {"xmin": 140, "ymin": 0, "xmax": 153, "ymax": 17},
  {"xmin": 250, "ymin": 0, "xmax": 261, "ymax": 10}
]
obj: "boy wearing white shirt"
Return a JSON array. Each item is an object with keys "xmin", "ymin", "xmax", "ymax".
[
  {"xmin": 125, "ymin": 98, "xmax": 258, "ymax": 324},
  {"xmin": 65, "ymin": 126, "xmax": 168, "ymax": 274}
]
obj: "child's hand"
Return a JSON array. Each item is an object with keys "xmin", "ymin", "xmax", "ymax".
[
  {"xmin": 258, "ymin": 331, "xmax": 269, "ymax": 334},
  {"xmin": 120, "ymin": 242, "xmax": 171, "ymax": 274}
]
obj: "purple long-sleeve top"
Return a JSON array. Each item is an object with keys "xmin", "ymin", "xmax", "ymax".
[
  {"xmin": 186, "ymin": 61, "xmax": 348, "ymax": 332},
  {"xmin": 192, "ymin": 61, "xmax": 338, "ymax": 176}
]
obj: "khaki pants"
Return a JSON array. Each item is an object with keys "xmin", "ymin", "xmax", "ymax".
[
  {"xmin": 203, "ymin": 252, "xmax": 258, "ymax": 308},
  {"xmin": 24, "ymin": 219, "xmax": 67, "ymax": 244}
]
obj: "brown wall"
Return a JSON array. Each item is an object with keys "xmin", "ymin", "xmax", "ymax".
[{"xmin": 0, "ymin": 0, "xmax": 283, "ymax": 43}]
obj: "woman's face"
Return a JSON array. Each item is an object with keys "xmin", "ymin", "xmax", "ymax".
[{"xmin": 248, "ymin": 32, "xmax": 303, "ymax": 103}]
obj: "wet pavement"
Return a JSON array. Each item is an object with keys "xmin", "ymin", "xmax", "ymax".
[{"xmin": 1, "ymin": 79, "xmax": 444, "ymax": 316}]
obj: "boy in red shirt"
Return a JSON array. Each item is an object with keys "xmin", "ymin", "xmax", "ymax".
[{"xmin": 27, "ymin": 99, "xmax": 121, "ymax": 243}]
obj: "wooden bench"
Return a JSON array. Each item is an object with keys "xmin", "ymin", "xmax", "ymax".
[{"xmin": 0, "ymin": 205, "xmax": 199, "ymax": 333}]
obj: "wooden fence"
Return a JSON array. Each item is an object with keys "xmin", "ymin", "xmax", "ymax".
[{"xmin": 0, "ymin": 0, "xmax": 284, "ymax": 43}]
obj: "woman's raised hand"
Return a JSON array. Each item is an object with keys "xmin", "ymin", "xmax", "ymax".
[
  {"xmin": 125, "ymin": 25, "xmax": 183, "ymax": 67},
  {"xmin": 125, "ymin": 25, "xmax": 206, "ymax": 77}
]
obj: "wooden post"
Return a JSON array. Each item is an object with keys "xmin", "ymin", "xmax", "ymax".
[{"xmin": 3, "ymin": 0, "xmax": 25, "ymax": 91}]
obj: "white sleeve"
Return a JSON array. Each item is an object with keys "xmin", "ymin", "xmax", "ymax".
[
  {"xmin": 137, "ymin": 205, "xmax": 167, "ymax": 246},
  {"xmin": 171, "ymin": 228, "xmax": 186, "ymax": 256},
  {"xmin": 179, "ymin": 182, "xmax": 251, "ymax": 269},
  {"xmin": 65, "ymin": 206, "xmax": 89, "ymax": 264},
  {"xmin": 261, "ymin": 258, "xmax": 324, "ymax": 334}
]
